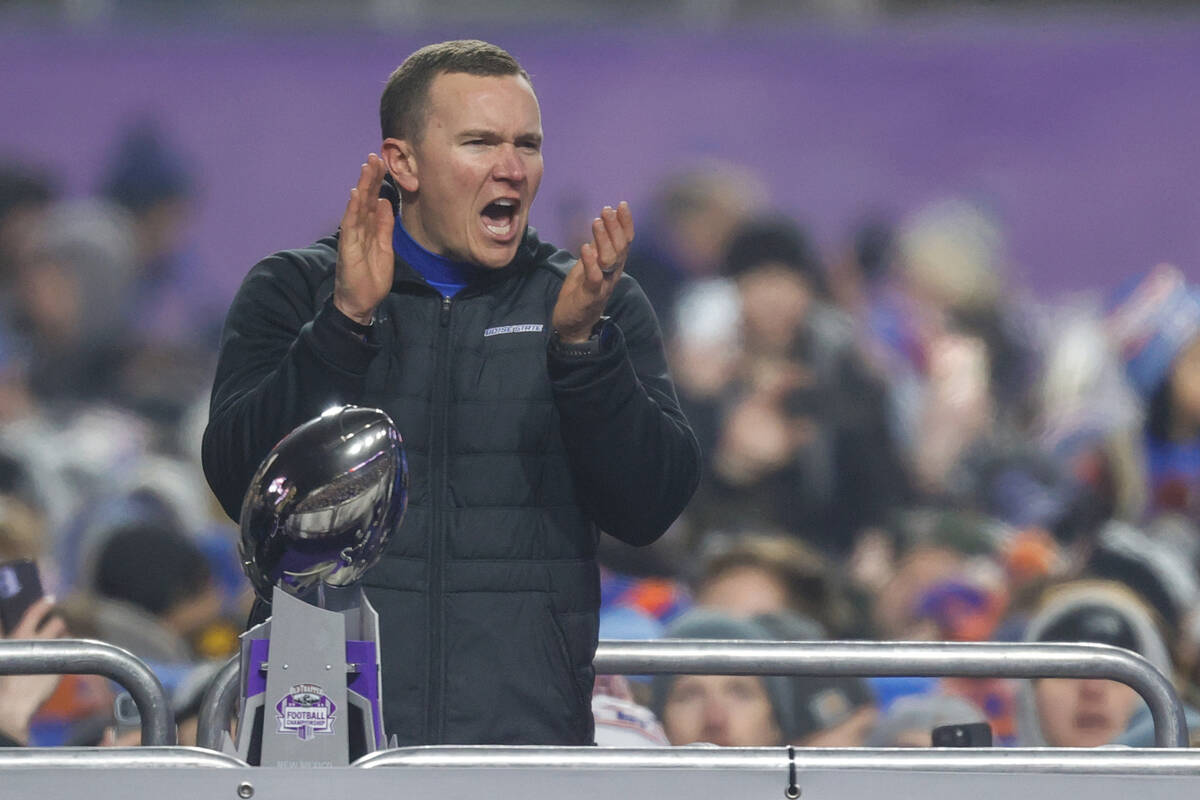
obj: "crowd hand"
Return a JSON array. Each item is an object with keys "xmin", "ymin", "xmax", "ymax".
[
  {"xmin": 0, "ymin": 597, "xmax": 68, "ymax": 745},
  {"xmin": 713, "ymin": 392, "xmax": 811, "ymax": 485},
  {"xmin": 551, "ymin": 202, "xmax": 634, "ymax": 343},
  {"xmin": 926, "ymin": 333, "xmax": 991, "ymax": 422},
  {"xmin": 334, "ymin": 153, "xmax": 395, "ymax": 325},
  {"xmin": 916, "ymin": 332, "xmax": 992, "ymax": 490}
]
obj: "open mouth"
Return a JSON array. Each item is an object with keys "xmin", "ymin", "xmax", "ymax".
[{"xmin": 481, "ymin": 198, "xmax": 520, "ymax": 239}]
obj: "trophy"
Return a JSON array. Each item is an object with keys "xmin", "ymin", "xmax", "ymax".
[{"xmin": 226, "ymin": 405, "xmax": 407, "ymax": 767}]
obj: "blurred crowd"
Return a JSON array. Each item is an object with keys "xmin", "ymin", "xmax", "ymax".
[{"xmin": 2, "ymin": 127, "xmax": 1200, "ymax": 751}]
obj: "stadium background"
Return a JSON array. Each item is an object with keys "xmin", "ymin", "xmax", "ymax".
[{"xmin": 2, "ymin": 0, "xmax": 1200, "ymax": 750}]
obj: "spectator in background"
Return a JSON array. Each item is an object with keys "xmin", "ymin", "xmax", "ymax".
[
  {"xmin": 97, "ymin": 122, "xmax": 222, "ymax": 429},
  {"xmin": 0, "ymin": 326, "xmax": 33, "ymax": 426},
  {"xmin": 0, "ymin": 492, "xmax": 46, "ymax": 567},
  {"xmin": 592, "ymin": 674, "xmax": 670, "ymax": 747},
  {"xmin": 0, "ymin": 162, "xmax": 58, "ymax": 314},
  {"xmin": 684, "ymin": 216, "xmax": 906, "ymax": 558},
  {"xmin": 1035, "ymin": 302, "xmax": 1146, "ymax": 527},
  {"xmin": 652, "ymin": 609, "xmax": 793, "ymax": 747},
  {"xmin": 82, "ymin": 520, "xmax": 223, "ymax": 665},
  {"xmin": 99, "ymin": 119, "xmax": 222, "ymax": 349},
  {"xmin": 0, "ymin": 488, "xmax": 114, "ymax": 746},
  {"xmin": 693, "ymin": 533, "xmax": 858, "ymax": 637},
  {"xmin": 9, "ymin": 199, "xmax": 137, "ymax": 407},
  {"xmin": 880, "ymin": 198, "xmax": 1038, "ymax": 498},
  {"xmin": 868, "ymin": 510, "xmax": 1003, "ymax": 641},
  {"xmin": 1015, "ymin": 580, "xmax": 1177, "ymax": 747},
  {"xmin": 623, "ymin": 161, "xmax": 767, "ymax": 320},
  {"xmin": 1106, "ymin": 264, "xmax": 1200, "ymax": 521},
  {"xmin": 1083, "ymin": 520, "xmax": 1199, "ymax": 677},
  {"xmin": 755, "ymin": 611, "xmax": 879, "ymax": 747},
  {"xmin": 0, "ymin": 163, "xmax": 57, "ymax": 430},
  {"xmin": 827, "ymin": 215, "xmax": 897, "ymax": 321},
  {"xmin": 0, "ymin": 598, "xmax": 67, "ymax": 747}
]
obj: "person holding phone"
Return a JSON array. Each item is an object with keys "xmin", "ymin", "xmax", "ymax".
[{"xmin": 0, "ymin": 597, "xmax": 67, "ymax": 746}]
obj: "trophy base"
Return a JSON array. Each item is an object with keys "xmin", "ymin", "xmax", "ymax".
[{"xmin": 230, "ymin": 585, "xmax": 385, "ymax": 766}]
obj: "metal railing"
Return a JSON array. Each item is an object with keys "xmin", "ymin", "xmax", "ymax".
[
  {"xmin": 595, "ymin": 640, "xmax": 1187, "ymax": 747},
  {"xmin": 196, "ymin": 655, "xmax": 240, "ymax": 752},
  {"xmin": 0, "ymin": 639, "xmax": 176, "ymax": 746},
  {"xmin": 0, "ymin": 746, "xmax": 247, "ymax": 769},
  {"xmin": 353, "ymin": 745, "xmax": 1200, "ymax": 773},
  {"xmin": 196, "ymin": 638, "xmax": 1188, "ymax": 750}
]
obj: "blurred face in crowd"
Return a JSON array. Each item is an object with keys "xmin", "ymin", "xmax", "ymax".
[
  {"xmin": 162, "ymin": 578, "xmax": 224, "ymax": 640},
  {"xmin": 17, "ymin": 257, "xmax": 82, "ymax": 345},
  {"xmin": 736, "ymin": 263, "xmax": 813, "ymax": 354},
  {"xmin": 1170, "ymin": 336, "xmax": 1200, "ymax": 433},
  {"xmin": 662, "ymin": 674, "xmax": 783, "ymax": 747},
  {"xmin": 872, "ymin": 545, "xmax": 963, "ymax": 639},
  {"xmin": 134, "ymin": 197, "xmax": 192, "ymax": 272},
  {"xmin": 1033, "ymin": 678, "xmax": 1140, "ymax": 747},
  {"xmin": 697, "ymin": 565, "xmax": 790, "ymax": 618},
  {"xmin": 388, "ymin": 71, "xmax": 543, "ymax": 269}
]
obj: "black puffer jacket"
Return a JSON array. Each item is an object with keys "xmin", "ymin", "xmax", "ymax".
[{"xmin": 202, "ymin": 203, "xmax": 700, "ymax": 745}]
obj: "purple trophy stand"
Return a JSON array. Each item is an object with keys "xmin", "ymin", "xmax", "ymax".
[{"xmin": 230, "ymin": 585, "xmax": 385, "ymax": 767}]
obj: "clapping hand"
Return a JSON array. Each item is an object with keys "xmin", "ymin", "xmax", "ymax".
[
  {"xmin": 551, "ymin": 202, "xmax": 634, "ymax": 343},
  {"xmin": 334, "ymin": 154, "xmax": 395, "ymax": 325}
]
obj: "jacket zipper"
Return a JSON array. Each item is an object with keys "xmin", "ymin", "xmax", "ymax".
[{"xmin": 426, "ymin": 293, "xmax": 453, "ymax": 742}]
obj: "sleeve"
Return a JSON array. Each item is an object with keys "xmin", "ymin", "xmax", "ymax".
[
  {"xmin": 547, "ymin": 276, "xmax": 702, "ymax": 546},
  {"xmin": 201, "ymin": 253, "xmax": 381, "ymax": 521}
]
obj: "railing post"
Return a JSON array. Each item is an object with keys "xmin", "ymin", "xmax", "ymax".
[
  {"xmin": 0, "ymin": 639, "xmax": 175, "ymax": 746},
  {"xmin": 196, "ymin": 655, "xmax": 240, "ymax": 752}
]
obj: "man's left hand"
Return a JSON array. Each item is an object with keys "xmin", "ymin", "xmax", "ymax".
[{"xmin": 551, "ymin": 202, "xmax": 635, "ymax": 343}]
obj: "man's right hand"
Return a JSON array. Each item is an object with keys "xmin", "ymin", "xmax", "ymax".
[{"xmin": 334, "ymin": 153, "xmax": 395, "ymax": 325}]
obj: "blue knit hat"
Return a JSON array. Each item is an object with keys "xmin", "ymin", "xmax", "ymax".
[{"xmin": 1106, "ymin": 264, "xmax": 1200, "ymax": 398}]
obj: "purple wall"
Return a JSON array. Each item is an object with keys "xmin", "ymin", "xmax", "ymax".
[{"xmin": 3, "ymin": 22, "xmax": 1199, "ymax": 307}]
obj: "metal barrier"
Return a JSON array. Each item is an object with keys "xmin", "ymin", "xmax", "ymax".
[
  {"xmin": 0, "ymin": 746, "xmax": 247, "ymax": 769},
  {"xmin": 354, "ymin": 745, "xmax": 1200, "ymax": 773},
  {"xmin": 195, "ymin": 655, "xmax": 239, "ymax": 752},
  {"xmin": 196, "ymin": 638, "xmax": 1188, "ymax": 750},
  {"xmin": 595, "ymin": 640, "xmax": 1188, "ymax": 747},
  {"xmin": 0, "ymin": 639, "xmax": 176, "ymax": 746},
  {"xmin": 5, "ymin": 747, "xmax": 1200, "ymax": 799}
]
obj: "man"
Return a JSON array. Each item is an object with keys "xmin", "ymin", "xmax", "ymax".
[{"xmin": 202, "ymin": 40, "xmax": 700, "ymax": 746}]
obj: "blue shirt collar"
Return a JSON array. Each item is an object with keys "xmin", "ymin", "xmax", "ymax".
[{"xmin": 392, "ymin": 216, "xmax": 478, "ymax": 293}]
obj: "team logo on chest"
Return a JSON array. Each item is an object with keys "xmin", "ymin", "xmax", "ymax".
[{"xmin": 483, "ymin": 323, "xmax": 544, "ymax": 338}]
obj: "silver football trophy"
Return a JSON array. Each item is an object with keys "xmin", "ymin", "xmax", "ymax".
[{"xmin": 227, "ymin": 406, "xmax": 407, "ymax": 766}]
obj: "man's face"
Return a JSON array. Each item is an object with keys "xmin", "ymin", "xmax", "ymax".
[
  {"xmin": 398, "ymin": 71, "xmax": 543, "ymax": 269},
  {"xmin": 1034, "ymin": 678, "xmax": 1140, "ymax": 747},
  {"xmin": 661, "ymin": 674, "xmax": 783, "ymax": 747}
]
